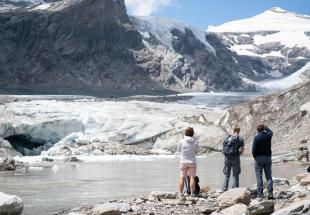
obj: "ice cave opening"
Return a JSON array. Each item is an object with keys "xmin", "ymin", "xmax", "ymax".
[{"xmin": 5, "ymin": 135, "xmax": 53, "ymax": 156}]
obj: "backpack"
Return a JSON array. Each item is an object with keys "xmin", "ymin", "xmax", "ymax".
[
  {"xmin": 223, "ymin": 135, "xmax": 240, "ymax": 158},
  {"xmin": 185, "ymin": 176, "xmax": 200, "ymax": 195}
]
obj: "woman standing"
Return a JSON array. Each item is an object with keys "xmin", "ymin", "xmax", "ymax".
[{"xmin": 177, "ymin": 127, "xmax": 198, "ymax": 196}]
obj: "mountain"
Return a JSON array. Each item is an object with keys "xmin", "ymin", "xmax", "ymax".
[
  {"xmin": 0, "ymin": 0, "xmax": 172, "ymax": 96},
  {"xmin": 0, "ymin": 2, "xmax": 309, "ymax": 96},
  {"xmin": 208, "ymin": 7, "xmax": 310, "ymax": 90}
]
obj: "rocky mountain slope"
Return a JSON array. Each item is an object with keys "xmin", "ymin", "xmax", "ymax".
[
  {"xmin": 208, "ymin": 7, "xmax": 310, "ymax": 91},
  {"xmin": 0, "ymin": 0, "xmax": 172, "ymax": 96},
  {"xmin": 1, "ymin": 1, "xmax": 309, "ymax": 96},
  {"xmin": 217, "ymin": 80, "xmax": 310, "ymax": 155}
]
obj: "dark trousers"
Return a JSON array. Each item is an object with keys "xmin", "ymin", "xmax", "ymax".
[
  {"xmin": 222, "ymin": 156, "xmax": 241, "ymax": 191},
  {"xmin": 254, "ymin": 156, "xmax": 273, "ymax": 195}
]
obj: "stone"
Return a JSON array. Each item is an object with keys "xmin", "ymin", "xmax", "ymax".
[
  {"xmin": 200, "ymin": 185, "xmax": 211, "ymax": 193},
  {"xmin": 148, "ymin": 192, "xmax": 177, "ymax": 201},
  {"xmin": 217, "ymin": 188, "xmax": 251, "ymax": 208},
  {"xmin": 271, "ymin": 200, "xmax": 310, "ymax": 215},
  {"xmin": 248, "ymin": 199, "xmax": 274, "ymax": 215},
  {"xmin": 0, "ymin": 192, "xmax": 23, "ymax": 215},
  {"xmin": 0, "ymin": 157, "xmax": 17, "ymax": 171},
  {"xmin": 42, "ymin": 157, "xmax": 55, "ymax": 162},
  {"xmin": 64, "ymin": 156, "xmax": 81, "ymax": 162},
  {"xmin": 217, "ymin": 203, "xmax": 248, "ymax": 215},
  {"xmin": 296, "ymin": 173, "xmax": 310, "ymax": 186},
  {"xmin": 92, "ymin": 203, "xmax": 131, "ymax": 215}
]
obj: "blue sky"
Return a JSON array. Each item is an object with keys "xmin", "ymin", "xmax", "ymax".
[{"xmin": 125, "ymin": 0, "xmax": 310, "ymax": 29}]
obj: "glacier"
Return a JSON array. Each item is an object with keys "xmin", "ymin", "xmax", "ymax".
[{"xmin": 0, "ymin": 99, "xmax": 226, "ymax": 157}]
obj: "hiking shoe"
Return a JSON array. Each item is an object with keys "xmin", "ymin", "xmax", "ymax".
[
  {"xmin": 256, "ymin": 193, "xmax": 264, "ymax": 199},
  {"xmin": 267, "ymin": 194, "xmax": 274, "ymax": 200}
]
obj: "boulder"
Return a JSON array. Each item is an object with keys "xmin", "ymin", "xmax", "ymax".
[
  {"xmin": 271, "ymin": 200, "xmax": 310, "ymax": 215},
  {"xmin": 212, "ymin": 203, "xmax": 248, "ymax": 215},
  {"xmin": 200, "ymin": 185, "xmax": 211, "ymax": 193},
  {"xmin": 0, "ymin": 192, "xmax": 23, "ymax": 215},
  {"xmin": 0, "ymin": 157, "xmax": 17, "ymax": 171},
  {"xmin": 248, "ymin": 199, "xmax": 274, "ymax": 215},
  {"xmin": 149, "ymin": 191, "xmax": 178, "ymax": 201},
  {"xmin": 64, "ymin": 156, "xmax": 81, "ymax": 162},
  {"xmin": 296, "ymin": 173, "xmax": 310, "ymax": 186},
  {"xmin": 92, "ymin": 203, "xmax": 131, "ymax": 215},
  {"xmin": 217, "ymin": 188, "xmax": 251, "ymax": 208}
]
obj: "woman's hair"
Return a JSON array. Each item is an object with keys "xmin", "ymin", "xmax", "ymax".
[
  {"xmin": 233, "ymin": 126, "xmax": 241, "ymax": 134},
  {"xmin": 256, "ymin": 123, "xmax": 265, "ymax": 132},
  {"xmin": 185, "ymin": 127, "xmax": 194, "ymax": 137}
]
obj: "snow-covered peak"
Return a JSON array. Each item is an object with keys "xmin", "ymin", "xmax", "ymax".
[
  {"xmin": 131, "ymin": 16, "xmax": 216, "ymax": 54},
  {"xmin": 208, "ymin": 7, "xmax": 310, "ymax": 32}
]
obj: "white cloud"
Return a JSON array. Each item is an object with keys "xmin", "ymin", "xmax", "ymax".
[{"xmin": 125, "ymin": 0, "xmax": 174, "ymax": 16}]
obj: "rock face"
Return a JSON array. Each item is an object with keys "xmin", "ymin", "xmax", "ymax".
[
  {"xmin": 0, "ymin": 0, "xmax": 169, "ymax": 96},
  {"xmin": 0, "ymin": 192, "xmax": 23, "ymax": 215},
  {"xmin": 217, "ymin": 188, "xmax": 251, "ymax": 208},
  {"xmin": 218, "ymin": 81, "xmax": 310, "ymax": 155}
]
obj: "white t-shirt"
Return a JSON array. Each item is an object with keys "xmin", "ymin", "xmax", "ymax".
[{"xmin": 177, "ymin": 136, "xmax": 198, "ymax": 164}]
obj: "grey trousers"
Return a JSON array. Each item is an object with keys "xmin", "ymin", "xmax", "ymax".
[
  {"xmin": 255, "ymin": 156, "xmax": 273, "ymax": 195},
  {"xmin": 222, "ymin": 156, "xmax": 241, "ymax": 192}
]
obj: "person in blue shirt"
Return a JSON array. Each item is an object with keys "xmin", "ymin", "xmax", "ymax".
[{"xmin": 252, "ymin": 123, "xmax": 273, "ymax": 199}]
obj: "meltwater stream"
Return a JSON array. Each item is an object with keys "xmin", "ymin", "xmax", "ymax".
[{"xmin": 0, "ymin": 155, "xmax": 305, "ymax": 215}]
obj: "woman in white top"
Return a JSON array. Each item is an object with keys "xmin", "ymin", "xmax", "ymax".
[{"xmin": 177, "ymin": 127, "xmax": 198, "ymax": 195}]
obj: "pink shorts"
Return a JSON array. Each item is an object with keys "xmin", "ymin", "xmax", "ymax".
[{"xmin": 180, "ymin": 163, "xmax": 197, "ymax": 177}]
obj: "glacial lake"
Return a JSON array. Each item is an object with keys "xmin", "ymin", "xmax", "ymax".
[{"xmin": 0, "ymin": 155, "xmax": 306, "ymax": 215}]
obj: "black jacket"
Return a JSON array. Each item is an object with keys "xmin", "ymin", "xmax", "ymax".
[{"xmin": 252, "ymin": 127, "xmax": 273, "ymax": 158}]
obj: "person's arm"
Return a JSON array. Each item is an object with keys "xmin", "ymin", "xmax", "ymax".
[
  {"xmin": 239, "ymin": 137, "xmax": 245, "ymax": 155},
  {"xmin": 252, "ymin": 136, "xmax": 258, "ymax": 158},
  {"xmin": 265, "ymin": 127, "xmax": 273, "ymax": 137}
]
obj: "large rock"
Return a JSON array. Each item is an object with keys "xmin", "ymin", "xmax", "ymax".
[
  {"xmin": 212, "ymin": 203, "xmax": 248, "ymax": 215},
  {"xmin": 148, "ymin": 191, "xmax": 178, "ymax": 201},
  {"xmin": 296, "ymin": 173, "xmax": 310, "ymax": 186},
  {"xmin": 0, "ymin": 192, "xmax": 23, "ymax": 215},
  {"xmin": 0, "ymin": 157, "xmax": 17, "ymax": 171},
  {"xmin": 248, "ymin": 199, "xmax": 274, "ymax": 215},
  {"xmin": 91, "ymin": 203, "xmax": 131, "ymax": 215},
  {"xmin": 217, "ymin": 188, "xmax": 251, "ymax": 208},
  {"xmin": 271, "ymin": 200, "xmax": 310, "ymax": 215}
]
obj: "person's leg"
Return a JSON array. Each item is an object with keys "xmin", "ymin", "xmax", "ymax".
[
  {"xmin": 188, "ymin": 164, "xmax": 197, "ymax": 194},
  {"xmin": 222, "ymin": 158, "xmax": 232, "ymax": 192},
  {"xmin": 232, "ymin": 156, "xmax": 241, "ymax": 188},
  {"xmin": 263, "ymin": 156, "xmax": 273, "ymax": 197},
  {"xmin": 179, "ymin": 164, "xmax": 187, "ymax": 193},
  {"xmin": 255, "ymin": 157, "xmax": 264, "ymax": 196}
]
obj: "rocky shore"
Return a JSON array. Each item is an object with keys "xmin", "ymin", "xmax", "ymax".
[{"xmin": 53, "ymin": 173, "xmax": 310, "ymax": 215}]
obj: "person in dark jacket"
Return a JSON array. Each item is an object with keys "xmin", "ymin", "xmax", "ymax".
[
  {"xmin": 252, "ymin": 123, "xmax": 273, "ymax": 199},
  {"xmin": 222, "ymin": 126, "xmax": 245, "ymax": 192}
]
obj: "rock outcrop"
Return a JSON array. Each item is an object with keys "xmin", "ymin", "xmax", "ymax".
[
  {"xmin": 0, "ymin": 157, "xmax": 17, "ymax": 171},
  {"xmin": 0, "ymin": 192, "xmax": 23, "ymax": 215},
  {"xmin": 218, "ymin": 81, "xmax": 310, "ymax": 156}
]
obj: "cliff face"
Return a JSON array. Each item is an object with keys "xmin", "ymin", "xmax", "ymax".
[
  {"xmin": 0, "ymin": 0, "xmax": 170, "ymax": 96},
  {"xmin": 217, "ymin": 81, "xmax": 310, "ymax": 154}
]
